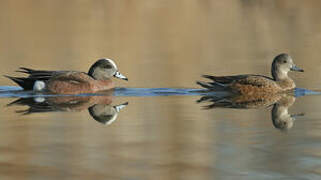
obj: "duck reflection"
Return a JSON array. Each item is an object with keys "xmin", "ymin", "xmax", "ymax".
[
  {"xmin": 7, "ymin": 91, "xmax": 128, "ymax": 125},
  {"xmin": 198, "ymin": 92, "xmax": 304, "ymax": 130}
]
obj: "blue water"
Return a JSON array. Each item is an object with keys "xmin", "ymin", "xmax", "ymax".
[{"xmin": 0, "ymin": 86, "xmax": 319, "ymax": 98}]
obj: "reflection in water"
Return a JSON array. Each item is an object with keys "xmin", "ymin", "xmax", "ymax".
[
  {"xmin": 271, "ymin": 95, "xmax": 304, "ymax": 130},
  {"xmin": 88, "ymin": 102, "xmax": 128, "ymax": 125},
  {"xmin": 7, "ymin": 93, "xmax": 128, "ymax": 125},
  {"xmin": 198, "ymin": 92, "xmax": 304, "ymax": 130}
]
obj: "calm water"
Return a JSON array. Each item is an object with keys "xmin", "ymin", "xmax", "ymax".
[{"xmin": 1, "ymin": 1, "xmax": 321, "ymax": 180}]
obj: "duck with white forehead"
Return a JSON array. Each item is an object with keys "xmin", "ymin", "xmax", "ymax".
[{"xmin": 5, "ymin": 58, "xmax": 128, "ymax": 94}]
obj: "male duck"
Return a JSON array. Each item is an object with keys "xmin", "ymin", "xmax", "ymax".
[
  {"xmin": 197, "ymin": 53, "xmax": 303, "ymax": 95},
  {"xmin": 5, "ymin": 58, "xmax": 128, "ymax": 94}
]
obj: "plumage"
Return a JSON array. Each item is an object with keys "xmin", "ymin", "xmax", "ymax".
[
  {"xmin": 197, "ymin": 53, "xmax": 303, "ymax": 95},
  {"xmin": 5, "ymin": 58, "xmax": 127, "ymax": 94}
]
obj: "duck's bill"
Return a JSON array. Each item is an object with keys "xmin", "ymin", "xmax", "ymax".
[
  {"xmin": 291, "ymin": 65, "xmax": 304, "ymax": 72},
  {"xmin": 114, "ymin": 102, "xmax": 129, "ymax": 112},
  {"xmin": 114, "ymin": 71, "xmax": 128, "ymax": 81}
]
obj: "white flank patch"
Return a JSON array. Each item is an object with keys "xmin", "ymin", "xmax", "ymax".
[{"xmin": 33, "ymin": 81, "xmax": 46, "ymax": 91}]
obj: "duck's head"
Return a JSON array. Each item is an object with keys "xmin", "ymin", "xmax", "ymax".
[
  {"xmin": 271, "ymin": 53, "xmax": 303, "ymax": 80},
  {"xmin": 88, "ymin": 58, "xmax": 128, "ymax": 81}
]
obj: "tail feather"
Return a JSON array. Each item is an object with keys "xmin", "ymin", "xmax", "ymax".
[
  {"xmin": 196, "ymin": 81, "xmax": 226, "ymax": 91},
  {"xmin": 16, "ymin": 67, "xmax": 35, "ymax": 74},
  {"xmin": 202, "ymin": 75, "xmax": 226, "ymax": 82},
  {"xmin": 4, "ymin": 75, "xmax": 35, "ymax": 90},
  {"xmin": 196, "ymin": 81, "xmax": 213, "ymax": 89},
  {"xmin": 202, "ymin": 75, "xmax": 216, "ymax": 79},
  {"xmin": 5, "ymin": 67, "xmax": 55, "ymax": 90},
  {"xmin": 16, "ymin": 67, "xmax": 54, "ymax": 78}
]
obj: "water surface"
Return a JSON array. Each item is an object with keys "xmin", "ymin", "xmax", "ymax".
[{"xmin": 1, "ymin": 87, "xmax": 321, "ymax": 180}]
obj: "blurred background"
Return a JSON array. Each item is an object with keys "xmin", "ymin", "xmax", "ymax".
[
  {"xmin": 0, "ymin": 0, "xmax": 320, "ymax": 89},
  {"xmin": 0, "ymin": 1, "xmax": 321, "ymax": 180}
]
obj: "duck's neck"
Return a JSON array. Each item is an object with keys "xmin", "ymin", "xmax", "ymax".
[
  {"xmin": 272, "ymin": 69, "xmax": 295, "ymax": 90},
  {"xmin": 272, "ymin": 69, "xmax": 289, "ymax": 81},
  {"xmin": 88, "ymin": 66, "xmax": 97, "ymax": 79}
]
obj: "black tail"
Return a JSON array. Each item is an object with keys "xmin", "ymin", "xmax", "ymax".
[
  {"xmin": 202, "ymin": 75, "xmax": 216, "ymax": 80},
  {"xmin": 16, "ymin": 67, "xmax": 36, "ymax": 74},
  {"xmin": 196, "ymin": 81, "xmax": 213, "ymax": 89},
  {"xmin": 4, "ymin": 75, "xmax": 35, "ymax": 90},
  {"xmin": 5, "ymin": 67, "xmax": 55, "ymax": 90},
  {"xmin": 196, "ymin": 81, "xmax": 226, "ymax": 91}
]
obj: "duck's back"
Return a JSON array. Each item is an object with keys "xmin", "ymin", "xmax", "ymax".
[
  {"xmin": 200, "ymin": 74, "xmax": 283, "ymax": 95},
  {"xmin": 230, "ymin": 75, "xmax": 283, "ymax": 95}
]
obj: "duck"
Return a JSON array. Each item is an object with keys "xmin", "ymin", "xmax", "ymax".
[
  {"xmin": 197, "ymin": 53, "xmax": 303, "ymax": 95},
  {"xmin": 5, "ymin": 58, "xmax": 128, "ymax": 94}
]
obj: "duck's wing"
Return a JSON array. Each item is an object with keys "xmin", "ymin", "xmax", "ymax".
[
  {"xmin": 198, "ymin": 74, "xmax": 273, "ymax": 90},
  {"xmin": 197, "ymin": 74, "xmax": 250, "ymax": 90},
  {"xmin": 48, "ymin": 71, "xmax": 93, "ymax": 83},
  {"xmin": 203, "ymin": 74, "xmax": 272, "ymax": 84},
  {"xmin": 232, "ymin": 75, "xmax": 274, "ymax": 87},
  {"xmin": 16, "ymin": 67, "xmax": 63, "ymax": 79},
  {"xmin": 202, "ymin": 74, "xmax": 249, "ymax": 84},
  {"xmin": 5, "ymin": 67, "xmax": 67, "ymax": 90}
]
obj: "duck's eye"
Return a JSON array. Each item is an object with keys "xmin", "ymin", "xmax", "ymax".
[{"xmin": 282, "ymin": 60, "xmax": 287, "ymax": 63}]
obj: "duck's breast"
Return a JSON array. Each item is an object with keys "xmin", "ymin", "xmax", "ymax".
[{"xmin": 277, "ymin": 79, "xmax": 296, "ymax": 91}]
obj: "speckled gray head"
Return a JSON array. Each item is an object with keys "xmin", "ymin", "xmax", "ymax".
[
  {"xmin": 88, "ymin": 58, "xmax": 128, "ymax": 81},
  {"xmin": 271, "ymin": 53, "xmax": 304, "ymax": 80}
]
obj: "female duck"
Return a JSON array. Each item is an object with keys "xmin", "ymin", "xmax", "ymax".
[
  {"xmin": 5, "ymin": 58, "xmax": 128, "ymax": 94},
  {"xmin": 197, "ymin": 53, "xmax": 303, "ymax": 95}
]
